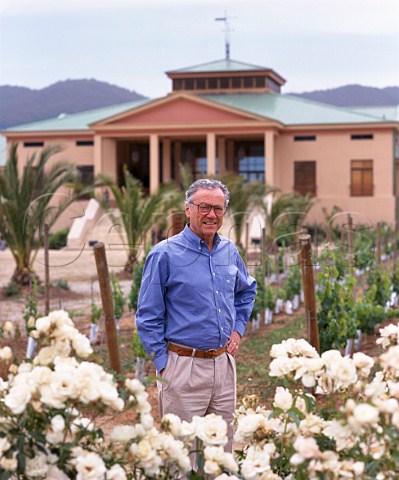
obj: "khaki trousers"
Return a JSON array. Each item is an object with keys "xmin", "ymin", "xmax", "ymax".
[{"xmin": 157, "ymin": 350, "xmax": 236, "ymax": 452}]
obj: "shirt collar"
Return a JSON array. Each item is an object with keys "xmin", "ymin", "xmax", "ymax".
[{"xmin": 183, "ymin": 224, "xmax": 221, "ymax": 249}]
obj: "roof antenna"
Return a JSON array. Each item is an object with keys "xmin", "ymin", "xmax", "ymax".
[{"xmin": 215, "ymin": 11, "xmax": 233, "ymax": 60}]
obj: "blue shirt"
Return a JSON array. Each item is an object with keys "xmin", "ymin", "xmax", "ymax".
[{"xmin": 136, "ymin": 225, "xmax": 257, "ymax": 372}]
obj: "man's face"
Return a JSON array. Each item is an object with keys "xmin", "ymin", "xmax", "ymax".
[{"xmin": 185, "ymin": 188, "xmax": 226, "ymax": 242}]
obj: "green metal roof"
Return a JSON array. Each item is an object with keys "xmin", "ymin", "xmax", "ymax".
[
  {"xmin": 346, "ymin": 106, "xmax": 399, "ymax": 122},
  {"xmin": 3, "ymin": 93, "xmax": 395, "ymax": 134},
  {"xmin": 200, "ymin": 93, "xmax": 393, "ymax": 125},
  {"xmin": 5, "ymin": 98, "xmax": 152, "ymax": 132},
  {"xmin": 167, "ymin": 58, "xmax": 273, "ymax": 74}
]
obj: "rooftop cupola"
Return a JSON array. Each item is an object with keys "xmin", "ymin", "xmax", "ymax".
[{"xmin": 166, "ymin": 58, "xmax": 286, "ymax": 94}]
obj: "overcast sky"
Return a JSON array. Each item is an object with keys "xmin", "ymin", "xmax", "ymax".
[{"xmin": 0, "ymin": 0, "xmax": 398, "ymax": 98}]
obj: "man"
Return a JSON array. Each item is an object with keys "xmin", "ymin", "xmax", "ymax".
[{"xmin": 136, "ymin": 178, "xmax": 256, "ymax": 451}]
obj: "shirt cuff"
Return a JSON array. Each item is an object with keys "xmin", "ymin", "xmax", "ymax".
[
  {"xmin": 234, "ymin": 322, "xmax": 246, "ymax": 338},
  {"xmin": 154, "ymin": 352, "xmax": 168, "ymax": 373}
]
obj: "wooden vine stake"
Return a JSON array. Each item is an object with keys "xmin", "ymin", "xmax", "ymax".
[
  {"xmin": 94, "ymin": 242, "xmax": 122, "ymax": 373},
  {"xmin": 298, "ymin": 234, "xmax": 320, "ymax": 354},
  {"xmin": 44, "ymin": 223, "xmax": 50, "ymax": 315}
]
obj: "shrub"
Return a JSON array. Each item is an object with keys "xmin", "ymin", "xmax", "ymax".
[
  {"xmin": 3, "ymin": 280, "xmax": 19, "ymax": 297},
  {"xmin": 48, "ymin": 227, "xmax": 69, "ymax": 250}
]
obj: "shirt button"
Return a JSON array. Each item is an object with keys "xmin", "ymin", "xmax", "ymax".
[
  {"xmin": 218, "ymin": 309, "xmax": 221, "ymax": 312},
  {"xmin": 221, "ymin": 327, "xmax": 224, "ymax": 330},
  {"xmin": 213, "ymin": 273, "xmax": 216, "ymax": 276},
  {"xmin": 216, "ymin": 290, "xmax": 219, "ymax": 294}
]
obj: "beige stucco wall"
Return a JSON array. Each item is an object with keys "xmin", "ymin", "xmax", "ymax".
[{"xmin": 274, "ymin": 128, "xmax": 395, "ymax": 226}]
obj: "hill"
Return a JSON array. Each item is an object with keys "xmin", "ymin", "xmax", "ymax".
[
  {"xmin": 287, "ymin": 84, "xmax": 399, "ymax": 107},
  {"xmin": 0, "ymin": 79, "xmax": 146, "ymax": 130},
  {"xmin": 1, "ymin": 80, "xmax": 398, "ymax": 131}
]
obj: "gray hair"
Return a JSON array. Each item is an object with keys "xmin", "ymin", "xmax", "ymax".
[{"xmin": 185, "ymin": 178, "xmax": 230, "ymax": 207}]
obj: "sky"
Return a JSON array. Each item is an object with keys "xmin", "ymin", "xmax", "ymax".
[{"xmin": 0, "ymin": 0, "xmax": 398, "ymax": 98}]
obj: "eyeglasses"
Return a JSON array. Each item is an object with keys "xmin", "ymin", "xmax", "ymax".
[{"xmin": 190, "ymin": 202, "xmax": 226, "ymax": 216}]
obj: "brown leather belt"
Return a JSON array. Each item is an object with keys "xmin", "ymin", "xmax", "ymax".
[{"xmin": 168, "ymin": 342, "xmax": 227, "ymax": 359}]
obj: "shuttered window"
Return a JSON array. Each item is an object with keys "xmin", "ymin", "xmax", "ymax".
[
  {"xmin": 351, "ymin": 160, "xmax": 373, "ymax": 196},
  {"xmin": 294, "ymin": 161, "xmax": 316, "ymax": 196}
]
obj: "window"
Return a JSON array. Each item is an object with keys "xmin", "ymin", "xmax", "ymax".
[
  {"xmin": 351, "ymin": 160, "xmax": 373, "ymax": 196},
  {"xmin": 255, "ymin": 76, "xmax": 265, "ymax": 88},
  {"xmin": 173, "ymin": 79, "xmax": 183, "ymax": 91},
  {"xmin": 351, "ymin": 134, "xmax": 373, "ymax": 140},
  {"xmin": 208, "ymin": 78, "xmax": 217, "ymax": 89},
  {"xmin": 294, "ymin": 161, "xmax": 316, "ymax": 196},
  {"xmin": 196, "ymin": 78, "xmax": 205, "ymax": 89},
  {"xmin": 24, "ymin": 141, "xmax": 44, "ymax": 147},
  {"xmin": 232, "ymin": 77, "xmax": 241, "ymax": 88},
  {"xmin": 77, "ymin": 166, "xmax": 94, "ymax": 185},
  {"xmin": 76, "ymin": 140, "xmax": 94, "ymax": 146},
  {"xmin": 184, "ymin": 78, "xmax": 194, "ymax": 90},
  {"xmin": 182, "ymin": 142, "xmax": 207, "ymax": 179},
  {"xmin": 294, "ymin": 136, "xmax": 316, "ymax": 142},
  {"xmin": 235, "ymin": 141, "xmax": 264, "ymax": 182},
  {"xmin": 220, "ymin": 77, "xmax": 229, "ymax": 88},
  {"xmin": 243, "ymin": 77, "xmax": 253, "ymax": 88}
]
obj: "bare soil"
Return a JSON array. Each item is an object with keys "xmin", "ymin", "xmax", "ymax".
[{"xmin": 0, "ymin": 247, "xmax": 395, "ymax": 435}]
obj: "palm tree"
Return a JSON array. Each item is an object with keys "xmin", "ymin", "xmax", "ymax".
[
  {"xmin": 221, "ymin": 174, "xmax": 272, "ymax": 248},
  {"xmin": 259, "ymin": 190, "xmax": 314, "ymax": 250},
  {"xmin": 98, "ymin": 166, "xmax": 180, "ymax": 272},
  {"xmin": 0, "ymin": 143, "xmax": 78, "ymax": 285}
]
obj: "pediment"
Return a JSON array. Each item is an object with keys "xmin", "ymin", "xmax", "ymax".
[{"xmin": 92, "ymin": 94, "xmax": 265, "ymax": 127}]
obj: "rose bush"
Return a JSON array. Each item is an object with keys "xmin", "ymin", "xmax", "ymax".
[{"xmin": 1, "ymin": 311, "xmax": 399, "ymax": 479}]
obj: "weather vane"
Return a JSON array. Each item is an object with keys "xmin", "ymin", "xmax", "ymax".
[{"xmin": 215, "ymin": 11, "xmax": 234, "ymax": 60}]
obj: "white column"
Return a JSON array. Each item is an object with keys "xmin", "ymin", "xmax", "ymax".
[
  {"xmin": 93, "ymin": 134, "xmax": 103, "ymax": 177},
  {"xmin": 265, "ymin": 131, "xmax": 275, "ymax": 186},
  {"xmin": 102, "ymin": 138, "xmax": 117, "ymax": 180},
  {"xmin": 162, "ymin": 138, "xmax": 171, "ymax": 183},
  {"xmin": 149, "ymin": 134, "xmax": 159, "ymax": 194},
  {"xmin": 217, "ymin": 137, "xmax": 226, "ymax": 176},
  {"xmin": 207, "ymin": 132, "xmax": 216, "ymax": 176}
]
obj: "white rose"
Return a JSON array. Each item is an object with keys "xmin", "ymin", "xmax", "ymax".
[
  {"xmin": 195, "ymin": 414, "xmax": 228, "ymax": 446},
  {"xmin": 161, "ymin": 413, "xmax": 182, "ymax": 436},
  {"xmin": 140, "ymin": 413, "xmax": 154, "ymax": 430},
  {"xmin": 321, "ymin": 350, "xmax": 342, "ymax": 369},
  {"xmin": 35, "ymin": 315, "xmax": 52, "ymax": 335},
  {"xmin": 71, "ymin": 417, "xmax": 94, "ymax": 435},
  {"xmin": 0, "ymin": 346, "xmax": 12, "ymax": 361},
  {"xmin": 273, "ymin": 386, "xmax": 293, "ymax": 411},
  {"xmin": 74, "ymin": 452, "xmax": 106, "ymax": 480},
  {"xmin": 107, "ymin": 464, "xmax": 127, "ymax": 480},
  {"xmin": 72, "ymin": 333, "xmax": 93, "ymax": 358},
  {"xmin": 49, "ymin": 310, "xmax": 73, "ymax": 328},
  {"xmin": 351, "ymin": 403, "xmax": 379, "ymax": 426},
  {"xmin": 353, "ymin": 352, "xmax": 374, "ymax": 377},
  {"xmin": 46, "ymin": 465, "xmax": 70, "ymax": 479},
  {"xmin": 51, "ymin": 414, "xmax": 66, "ymax": 432},
  {"xmin": 293, "ymin": 436, "xmax": 320, "ymax": 459},
  {"xmin": 269, "ymin": 356, "xmax": 294, "ymax": 377},
  {"xmin": 0, "ymin": 452, "xmax": 18, "ymax": 472},
  {"xmin": 33, "ymin": 346, "xmax": 58, "ymax": 366},
  {"xmin": 3, "ymin": 321, "xmax": 13, "ymax": 334},
  {"xmin": 0, "ymin": 437, "xmax": 11, "ymax": 455},
  {"xmin": 110, "ymin": 425, "xmax": 137, "ymax": 443},
  {"xmin": 270, "ymin": 343, "xmax": 289, "ymax": 358},
  {"xmin": 240, "ymin": 445, "xmax": 271, "ymax": 479},
  {"xmin": 25, "ymin": 452, "xmax": 49, "ymax": 478},
  {"xmin": 125, "ymin": 378, "xmax": 146, "ymax": 394},
  {"xmin": 329, "ymin": 357, "xmax": 357, "ymax": 389},
  {"xmin": 234, "ymin": 413, "xmax": 266, "ymax": 442},
  {"xmin": 4, "ymin": 384, "xmax": 31, "ymax": 414},
  {"xmin": 130, "ymin": 439, "xmax": 155, "ymax": 462}
]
